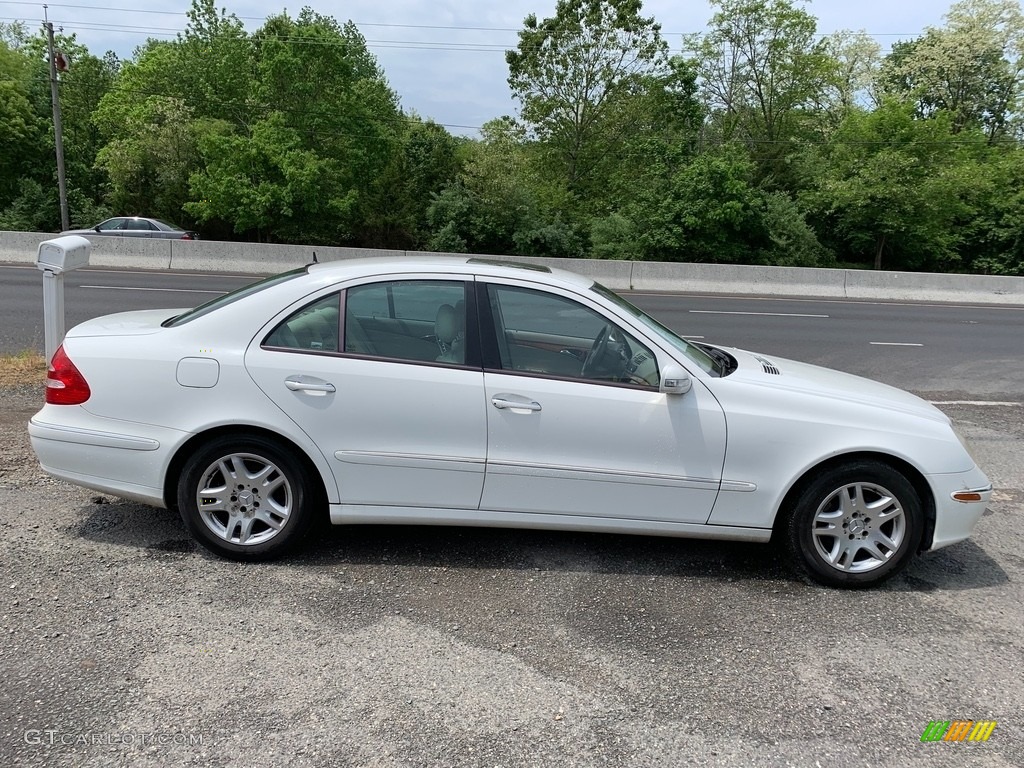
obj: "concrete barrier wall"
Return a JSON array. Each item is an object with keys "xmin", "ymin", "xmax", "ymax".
[
  {"xmin": 0, "ymin": 231, "xmax": 53, "ymax": 264},
  {"xmin": 4, "ymin": 231, "xmax": 1023, "ymax": 305},
  {"xmin": 844, "ymin": 269, "xmax": 1024, "ymax": 304},
  {"xmin": 630, "ymin": 262, "xmax": 849, "ymax": 297}
]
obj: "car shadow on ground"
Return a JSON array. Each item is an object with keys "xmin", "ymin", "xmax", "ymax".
[{"xmin": 69, "ymin": 499, "xmax": 1009, "ymax": 592}]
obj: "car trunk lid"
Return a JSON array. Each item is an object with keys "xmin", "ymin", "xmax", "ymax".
[{"xmin": 64, "ymin": 309, "xmax": 186, "ymax": 338}]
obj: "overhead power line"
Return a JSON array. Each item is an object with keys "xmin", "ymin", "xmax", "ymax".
[
  {"xmin": 0, "ymin": 15, "xmax": 914, "ymax": 58},
  {"xmin": 0, "ymin": 0, "xmax": 940, "ymax": 38}
]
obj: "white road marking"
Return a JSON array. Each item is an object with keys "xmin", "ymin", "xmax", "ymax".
[
  {"xmin": 688, "ymin": 310, "xmax": 829, "ymax": 318},
  {"xmin": 869, "ymin": 342, "xmax": 924, "ymax": 347},
  {"xmin": 81, "ymin": 285, "xmax": 226, "ymax": 294},
  {"xmin": 930, "ymin": 400, "xmax": 1021, "ymax": 406}
]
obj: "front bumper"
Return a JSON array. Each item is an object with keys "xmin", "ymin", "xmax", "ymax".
[{"xmin": 927, "ymin": 465, "xmax": 993, "ymax": 551}]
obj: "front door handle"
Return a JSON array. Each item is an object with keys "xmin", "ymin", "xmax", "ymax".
[
  {"xmin": 492, "ymin": 396, "xmax": 542, "ymax": 412},
  {"xmin": 285, "ymin": 377, "xmax": 336, "ymax": 394}
]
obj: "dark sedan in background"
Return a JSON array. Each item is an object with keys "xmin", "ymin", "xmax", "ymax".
[{"xmin": 62, "ymin": 217, "xmax": 199, "ymax": 240}]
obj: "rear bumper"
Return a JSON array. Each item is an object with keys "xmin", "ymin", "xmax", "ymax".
[
  {"xmin": 926, "ymin": 465, "xmax": 993, "ymax": 551},
  {"xmin": 28, "ymin": 407, "xmax": 188, "ymax": 507}
]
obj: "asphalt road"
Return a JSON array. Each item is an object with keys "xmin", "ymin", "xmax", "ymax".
[{"xmin": 2, "ymin": 263, "xmax": 1023, "ymax": 399}]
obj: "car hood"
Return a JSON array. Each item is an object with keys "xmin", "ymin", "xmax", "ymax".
[
  {"xmin": 65, "ymin": 308, "xmax": 186, "ymax": 337},
  {"xmin": 717, "ymin": 347, "xmax": 949, "ymax": 424}
]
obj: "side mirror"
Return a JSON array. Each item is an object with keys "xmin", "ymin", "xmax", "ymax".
[{"xmin": 660, "ymin": 364, "xmax": 691, "ymax": 395}]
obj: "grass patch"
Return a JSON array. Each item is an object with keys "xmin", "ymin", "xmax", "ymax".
[{"xmin": 0, "ymin": 351, "xmax": 47, "ymax": 388}]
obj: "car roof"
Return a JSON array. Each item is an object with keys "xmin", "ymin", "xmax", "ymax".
[{"xmin": 305, "ymin": 255, "xmax": 595, "ymax": 290}]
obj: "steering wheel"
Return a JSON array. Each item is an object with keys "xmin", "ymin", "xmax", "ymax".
[{"xmin": 581, "ymin": 324, "xmax": 631, "ymax": 380}]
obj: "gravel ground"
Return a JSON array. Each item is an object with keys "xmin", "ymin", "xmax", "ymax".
[{"xmin": 0, "ymin": 385, "xmax": 1021, "ymax": 767}]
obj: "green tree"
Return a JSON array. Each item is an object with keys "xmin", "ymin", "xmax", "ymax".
[
  {"xmin": 176, "ymin": 0, "xmax": 254, "ymax": 126},
  {"xmin": 803, "ymin": 101, "xmax": 981, "ymax": 271},
  {"xmin": 188, "ymin": 112, "xmax": 328, "ymax": 241},
  {"xmin": 590, "ymin": 212, "xmax": 642, "ymax": 260},
  {"xmin": 96, "ymin": 98, "xmax": 218, "ymax": 224},
  {"xmin": 687, "ymin": 0, "xmax": 835, "ymax": 183},
  {"xmin": 816, "ymin": 30, "xmax": 882, "ymax": 130},
  {"xmin": 427, "ymin": 120, "xmax": 540, "ymax": 255},
  {"xmin": 879, "ymin": 0, "xmax": 1024, "ymax": 141},
  {"xmin": 187, "ymin": 9, "xmax": 402, "ymax": 243},
  {"xmin": 953, "ymin": 146, "xmax": 1024, "ymax": 275},
  {"xmin": 91, "ymin": 1, "xmax": 255, "ymax": 229},
  {"xmin": 1, "ymin": 26, "xmax": 117, "ymax": 230},
  {"xmin": 507, "ymin": 0, "xmax": 669, "ymax": 203},
  {"xmin": 632, "ymin": 146, "xmax": 769, "ymax": 262},
  {"xmin": 0, "ymin": 38, "xmax": 42, "ymax": 210},
  {"xmin": 359, "ymin": 116, "xmax": 464, "ymax": 249},
  {"xmin": 426, "ymin": 118, "xmax": 584, "ymax": 258}
]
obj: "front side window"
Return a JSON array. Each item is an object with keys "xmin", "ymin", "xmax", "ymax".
[
  {"xmin": 590, "ymin": 282, "xmax": 721, "ymax": 376},
  {"xmin": 345, "ymin": 280, "xmax": 469, "ymax": 365},
  {"xmin": 96, "ymin": 218, "xmax": 124, "ymax": 232},
  {"xmin": 486, "ymin": 285, "xmax": 659, "ymax": 387}
]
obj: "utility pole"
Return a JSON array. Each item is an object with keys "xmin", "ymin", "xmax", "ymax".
[{"xmin": 44, "ymin": 5, "xmax": 70, "ymax": 232}]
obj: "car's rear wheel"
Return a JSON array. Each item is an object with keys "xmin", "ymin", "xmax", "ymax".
[
  {"xmin": 177, "ymin": 435, "xmax": 314, "ymax": 561},
  {"xmin": 786, "ymin": 461, "xmax": 924, "ymax": 588}
]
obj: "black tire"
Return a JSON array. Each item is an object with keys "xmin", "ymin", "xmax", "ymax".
[
  {"xmin": 785, "ymin": 460, "xmax": 924, "ymax": 588},
  {"xmin": 176, "ymin": 434, "xmax": 315, "ymax": 561}
]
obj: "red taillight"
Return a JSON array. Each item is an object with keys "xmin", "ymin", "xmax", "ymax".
[
  {"xmin": 180, "ymin": 233, "xmax": 193, "ymax": 240},
  {"xmin": 46, "ymin": 345, "xmax": 91, "ymax": 405}
]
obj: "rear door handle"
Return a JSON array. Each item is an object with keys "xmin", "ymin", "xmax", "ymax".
[
  {"xmin": 492, "ymin": 396, "xmax": 541, "ymax": 412},
  {"xmin": 285, "ymin": 377, "xmax": 336, "ymax": 393}
]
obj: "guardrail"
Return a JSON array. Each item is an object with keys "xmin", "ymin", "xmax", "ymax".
[{"xmin": 3, "ymin": 230, "xmax": 1023, "ymax": 304}]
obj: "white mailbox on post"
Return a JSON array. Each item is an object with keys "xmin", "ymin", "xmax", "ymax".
[{"xmin": 36, "ymin": 235, "xmax": 92, "ymax": 362}]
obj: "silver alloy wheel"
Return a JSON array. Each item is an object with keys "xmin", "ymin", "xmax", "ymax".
[
  {"xmin": 195, "ymin": 452, "xmax": 293, "ymax": 546},
  {"xmin": 811, "ymin": 481, "xmax": 906, "ymax": 573}
]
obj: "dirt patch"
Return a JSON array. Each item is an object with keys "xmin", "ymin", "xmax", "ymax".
[{"xmin": 0, "ymin": 353, "xmax": 46, "ymax": 389}]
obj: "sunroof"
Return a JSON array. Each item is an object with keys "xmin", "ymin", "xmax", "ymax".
[{"xmin": 467, "ymin": 257, "xmax": 551, "ymax": 273}]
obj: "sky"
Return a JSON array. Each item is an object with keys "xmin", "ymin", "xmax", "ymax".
[{"xmin": 1, "ymin": 0, "xmax": 954, "ymax": 135}]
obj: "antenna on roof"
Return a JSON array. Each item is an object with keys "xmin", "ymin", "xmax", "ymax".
[{"xmin": 311, "ymin": 251, "xmax": 318, "ymax": 264}]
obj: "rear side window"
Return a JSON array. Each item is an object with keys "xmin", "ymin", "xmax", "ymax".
[
  {"xmin": 345, "ymin": 280, "xmax": 469, "ymax": 365},
  {"xmin": 264, "ymin": 294, "xmax": 340, "ymax": 352}
]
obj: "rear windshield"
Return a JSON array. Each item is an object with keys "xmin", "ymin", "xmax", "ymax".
[{"xmin": 162, "ymin": 268, "xmax": 306, "ymax": 327}]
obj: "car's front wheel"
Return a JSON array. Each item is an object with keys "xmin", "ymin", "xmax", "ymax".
[
  {"xmin": 177, "ymin": 435, "xmax": 315, "ymax": 561},
  {"xmin": 786, "ymin": 460, "xmax": 924, "ymax": 588}
]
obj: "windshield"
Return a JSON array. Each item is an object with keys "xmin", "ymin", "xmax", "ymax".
[
  {"xmin": 590, "ymin": 283, "xmax": 720, "ymax": 376},
  {"xmin": 162, "ymin": 267, "xmax": 307, "ymax": 327}
]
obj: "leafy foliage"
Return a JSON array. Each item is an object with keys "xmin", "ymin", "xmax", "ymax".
[
  {"xmin": 0, "ymin": 0, "xmax": 1023, "ymax": 275},
  {"xmin": 507, "ymin": 0, "xmax": 669, "ymax": 205}
]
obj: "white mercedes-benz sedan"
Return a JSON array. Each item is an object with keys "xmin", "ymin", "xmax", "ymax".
[{"xmin": 28, "ymin": 257, "xmax": 991, "ymax": 587}]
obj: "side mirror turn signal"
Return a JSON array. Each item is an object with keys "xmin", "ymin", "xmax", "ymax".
[{"xmin": 660, "ymin": 364, "xmax": 692, "ymax": 395}]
